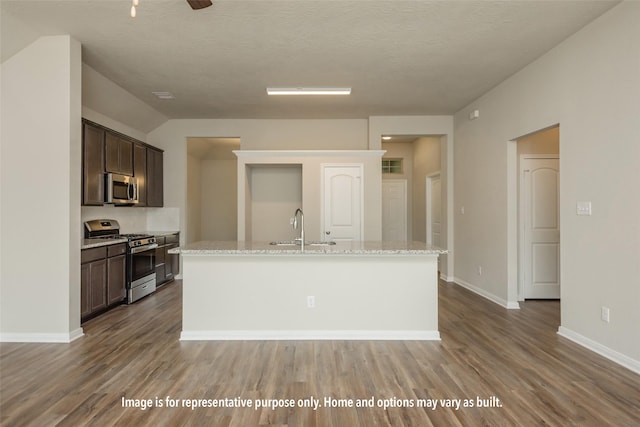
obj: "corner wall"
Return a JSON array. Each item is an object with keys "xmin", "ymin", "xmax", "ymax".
[
  {"xmin": 1, "ymin": 36, "xmax": 83, "ymax": 342},
  {"xmin": 453, "ymin": 1, "xmax": 640, "ymax": 371}
]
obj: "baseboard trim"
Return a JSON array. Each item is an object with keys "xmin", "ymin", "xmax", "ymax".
[
  {"xmin": 180, "ymin": 330, "xmax": 441, "ymax": 341},
  {"xmin": 440, "ymin": 273, "xmax": 454, "ymax": 282},
  {"xmin": 453, "ymin": 277, "xmax": 520, "ymax": 309},
  {"xmin": 1, "ymin": 327, "xmax": 84, "ymax": 343},
  {"xmin": 557, "ymin": 326, "xmax": 640, "ymax": 375}
]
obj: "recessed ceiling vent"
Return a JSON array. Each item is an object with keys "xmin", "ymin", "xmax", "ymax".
[{"xmin": 152, "ymin": 91, "xmax": 175, "ymax": 100}]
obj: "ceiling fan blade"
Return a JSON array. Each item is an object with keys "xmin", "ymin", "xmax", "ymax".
[{"xmin": 186, "ymin": 0, "xmax": 213, "ymax": 10}]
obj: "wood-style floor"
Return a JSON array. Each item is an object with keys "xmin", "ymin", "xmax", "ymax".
[{"xmin": 1, "ymin": 280, "xmax": 639, "ymax": 426}]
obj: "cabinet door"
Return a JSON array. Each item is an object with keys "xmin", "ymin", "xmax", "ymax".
[
  {"xmin": 155, "ymin": 264, "xmax": 166, "ymax": 286},
  {"xmin": 81, "ymin": 263, "xmax": 92, "ymax": 318},
  {"xmin": 106, "ymin": 133, "xmax": 133, "ymax": 176},
  {"xmin": 154, "ymin": 244, "xmax": 166, "ymax": 285},
  {"xmin": 82, "ymin": 123, "xmax": 105, "ymax": 205},
  {"xmin": 89, "ymin": 259, "xmax": 108, "ymax": 313},
  {"xmin": 119, "ymin": 138, "xmax": 133, "ymax": 176},
  {"xmin": 107, "ymin": 254, "xmax": 126, "ymax": 306},
  {"xmin": 147, "ymin": 148, "xmax": 164, "ymax": 207},
  {"xmin": 166, "ymin": 243, "xmax": 179, "ymax": 280},
  {"xmin": 134, "ymin": 143, "xmax": 147, "ymax": 206}
]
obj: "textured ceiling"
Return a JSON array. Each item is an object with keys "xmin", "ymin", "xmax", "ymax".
[{"xmin": 1, "ymin": 0, "xmax": 619, "ymax": 119}]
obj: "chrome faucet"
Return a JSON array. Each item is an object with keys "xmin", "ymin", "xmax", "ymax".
[{"xmin": 293, "ymin": 208, "xmax": 305, "ymax": 250}]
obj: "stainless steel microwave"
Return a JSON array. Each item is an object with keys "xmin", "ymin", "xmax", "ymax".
[{"xmin": 105, "ymin": 173, "xmax": 138, "ymax": 205}]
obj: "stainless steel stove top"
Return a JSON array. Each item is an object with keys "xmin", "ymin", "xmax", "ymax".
[{"xmin": 84, "ymin": 219, "xmax": 155, "ymax": 247}]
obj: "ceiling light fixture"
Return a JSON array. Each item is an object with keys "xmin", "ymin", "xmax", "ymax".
[
  {"xmin": 266, "ymin": 87, "xmax": 351, "ymax": 96},
  {"xmin": 130, "ymin": 0, "xmax": 140, "ymax": 18},
  {"xmin": 382, "ymin": 136, "xmax": 392, "ymax": 140}
]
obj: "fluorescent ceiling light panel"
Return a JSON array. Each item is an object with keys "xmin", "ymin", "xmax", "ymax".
[{"xmin": 267, "ymin": 87, "xmax": 351, "ymax": 95}]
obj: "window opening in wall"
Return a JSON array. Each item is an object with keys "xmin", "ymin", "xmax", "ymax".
[{"xmin": 382, "ymin": 158, "xmax": 403, "ymax": 174}]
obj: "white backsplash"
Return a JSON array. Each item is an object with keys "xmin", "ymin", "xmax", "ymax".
[
  {"xmin": 147, "ymin": 207, "xmax": 180, "ymax": 231},
  {"xmin": 81, "ymin": 206, "xmax": 179, "ymax": 234}
]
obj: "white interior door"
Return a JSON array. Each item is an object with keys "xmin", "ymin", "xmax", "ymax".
[
  {"xmin": 426, "ymin": 174, "xmax": 442, "ymax": 247},
  {"xmin": 322, "ymin": 164, "xmax": 363, "ymax": 241},
  {"xmin": 382, "ymin": 180, "xmax": 407, "ymax": 241},
  {"xmin": 521, "ymin": 157, "xmax": 560, "ymax": 299}
]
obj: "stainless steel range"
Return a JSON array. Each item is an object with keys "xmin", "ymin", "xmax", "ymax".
[{"xmin": 84, "ymin": 219, "xmax": 158, "ymax": 304}]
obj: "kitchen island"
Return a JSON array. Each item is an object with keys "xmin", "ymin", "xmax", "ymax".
[{"xmin": 170, "ymin": 241, "xmax": 446, "ymax": 341}]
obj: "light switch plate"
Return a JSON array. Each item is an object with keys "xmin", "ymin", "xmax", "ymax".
[{"xmin": 576, "ymin": 201, "xmax": 592, "ymax": 216}]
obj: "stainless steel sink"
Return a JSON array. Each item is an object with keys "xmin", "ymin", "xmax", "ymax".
[
  {"xmin": 307, "ymin": 241, "xmax": 336, "ymax": 246},
  {"xmin": 269, "ymin": 241, "xmax": 298, "ymax": 246},
  {"xmin": 269, "ymin": 241, "xmax": 336, "ymax": 246}
]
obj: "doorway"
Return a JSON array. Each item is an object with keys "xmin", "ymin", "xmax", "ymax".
[
  {"xmin": 520, "ymin": 156, "xmax": 560, "ymax": 298},
  {"xmin": 380, "ymin": 136, "xmax": 442, "ymax": 242},
  {"xmin": 513, "ymin": 125, "xmax": 560, "ymax": 300}
]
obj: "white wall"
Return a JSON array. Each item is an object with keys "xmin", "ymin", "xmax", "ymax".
[
  {"xmin": 235, "ymin": 151, "xmax": 384, "ymax": 241},
  {"xmin": 453, "ymin": 2, "xmax": 639, "ymax": 370},
  {"xmin": 1, "ymin": 36, "xmax": 83, "ymax": 341},
  {"xmin": 82, "ymin": 64, "xmax": 167, "ymax": 136},
  {"xmin": 412, "ymin": 137, "xmax": 441, "ymax": 242},
  {"xmin": 248, "ymin": 165, "xmax": 302, "ymax": 242},
  {"xmin": 200, "ymin": 159, "xmax": 238, "ymax": 241},
  {"xmin": 186, "ymin": 154, "xmax": 202, "ymax": 243},
  {"xmin": 147, "ymin": 119, "xmax": 371, "ymax": 245},
  {"xmin": 517, "ymin": 126, "xmax": 559, "ymax": 157}
]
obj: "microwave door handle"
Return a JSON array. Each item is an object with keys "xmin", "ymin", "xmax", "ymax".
[{"xmin": 128, "ymin": 181, "xmax": 134, "ymax": 201}]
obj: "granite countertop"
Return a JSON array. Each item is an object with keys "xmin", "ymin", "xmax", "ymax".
[
  {"xmin": 146, "ymin": 230, "xmax": 180, "ymax": 237},
  {"xmin": 169, "ymin": 240, "xmax": 447, "ymax": 256},
  {"xmin": 81, "ymin": 238, "xmax": 128, "ymax": 250}
]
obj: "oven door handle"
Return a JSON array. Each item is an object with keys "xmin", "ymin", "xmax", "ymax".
[{"xmin": 130, "ymin": 243, "xmax": 158, "ymax": 254}]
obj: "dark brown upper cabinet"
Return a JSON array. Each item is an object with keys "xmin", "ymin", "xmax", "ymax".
[
  {"xmin": 147, "ymin": 147, "xmax": 163, "ymax": 207},
  {"xmin": 82, "ymin": 122, "xmax": 106, "ymax": 206},
  {"xmin": 133, "ymin": 142, "xmax": 147, "ymax": 207},
  {"xmin": 105, "ymin": 133, "xmax": 133, "ymax": 176},
  {"xmin": 82, "ymin": 119, "xmax": 163, "ymax": 207}
]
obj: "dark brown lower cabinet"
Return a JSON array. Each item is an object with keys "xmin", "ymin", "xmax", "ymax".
[
  {"xmin": 107, "ymin": 246, "xmax": 126, "ymax": 306},
  {"xmin": 81, "ymin": 243, "xmax": 126, "ymax": 323},
  {"xmin": 155, "ymin": 233, "xmax": 179, "ymax": 287},
  {"xmin": 166, "ymin": 243, "xmax": 179, "ymax": 280},
  {"xmin": 81, "ymin": 258, "xmax": 106, "ymax": 319}
]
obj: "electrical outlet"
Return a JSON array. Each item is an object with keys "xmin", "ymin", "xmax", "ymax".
[
  {"xmin": 601, "ymin": 306, "xmax": 610, "ymax": 322},
  {"xmin": 477, "ymin": 266, "xmax": 482, "ymax": 276},
  {"xmin": 307, "ymin": 296, "xmax": 315, "ymax": 308}
]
